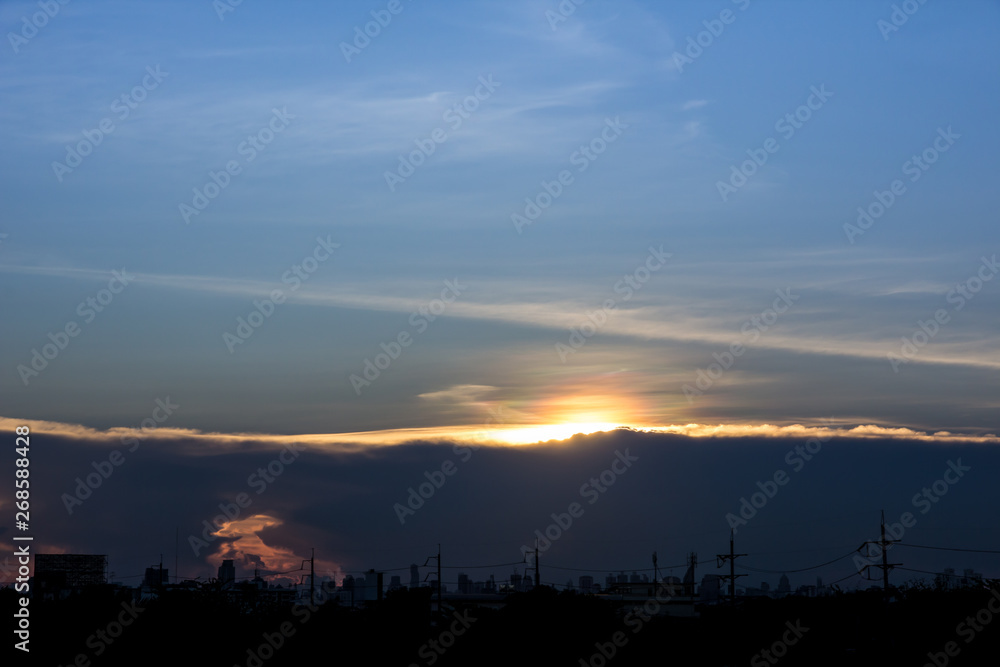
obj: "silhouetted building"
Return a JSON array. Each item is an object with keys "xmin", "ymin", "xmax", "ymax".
[
  {"xmin": 35, "ymin": 554, "xmax": 107, "ymax": 599},
  {"xmin": 389, "ymin": 575, "xmax": 402, "ymax": 591},
  {"xmin": 778, "ymin": 573, "xmax": 791, "ymax": 595},
  {"xmin": 936, "ymin": 567, "xmax": 984, "ymax": 589},
  {"xmin": 700, "ymin": 575, "xmax": 722, "ymax": 603},
  {"xmin": 410, "ymin": 563, "xmax": 420, "ymax": 589},
  {"xmin": 961, "ymin": 568, "xmax": 983, "ymax": 587},
  {"xmin": 143, "ymin": 566, "xmax": 168, "ymax": 587},
  {"xmin": 357, "ymin": 569, "xmax": 383, "ymax": 602},
  {"xmin": 663, "ymin": 576, "xmax": 683, "ymax": 595},
  {"xmin": 579, "ymin": 575, "xmax": 594, "ymax": 592},
  {"xmin": 218, "ymin": 559, "xmax": 236, "ymax": 588},
  {"xmin": 458, "ymin": 573, "xmax": 470, "ymax": 594}
]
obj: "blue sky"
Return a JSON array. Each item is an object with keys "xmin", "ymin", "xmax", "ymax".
[
  {"xmin": 1, "ymin": 0, "xmax": 999, "ymax": 586},
  {"xmin": 3, "ymin": 0, "xmax": 998, "ymax": 437}
]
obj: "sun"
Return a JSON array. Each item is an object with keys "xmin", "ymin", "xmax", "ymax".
[
  {"xmin": 480, "ymin": 386, "xmax": 648, "ymax": 444},
  {"xmin": 490, "ymin": 421, "xmax": 626, "ymax": 445}
]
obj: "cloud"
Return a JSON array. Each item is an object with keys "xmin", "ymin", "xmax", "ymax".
[
  {"xmin": 4, "ymin": 262, "xmax": 998, "ymax": 374},
  {"xmin": 3, "ymin": 415, "xmax": 996, "ymax": 452},
  {"xmin": 206, "ymin": 514, "xmax": 343, "ymax": 583}
]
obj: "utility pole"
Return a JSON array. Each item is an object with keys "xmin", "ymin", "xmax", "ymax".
[
  {"xmin": 716, "ymin": 530, "xmax": 747, "ymax": 604},
  {"xmin": 522, "ymin": 541, "xmax": 541, "ymax": 589},
  {"xmin": 683, "ymin": 552, "xmax": 698, "ymax": 597},
  {"xmin": 857, "ymin": 510, "xmax": 901, "ymax": 599},
  {"xmin": 534, "ymin": 538, "xmax": 540, "ymax": 589},
  {"xmin": 299, "ymin": 552, "xmax": 317, "ymax": 607},
  {"xmin": 424, "ymin": 544, "xmax": 442, "ymax": 622}
]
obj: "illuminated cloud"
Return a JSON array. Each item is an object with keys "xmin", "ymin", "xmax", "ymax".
[
  {"xmin": 205, "ymin": 514, "xmax": 342, "ymax": 585},
  {"xmin": 4, "ymin": 415, "xmax": 996, "ymax": 452}
]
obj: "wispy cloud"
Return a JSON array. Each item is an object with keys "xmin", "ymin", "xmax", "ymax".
[{"xmin": 4, "ymin": 415, "xmax": 997, "ymax": 451}]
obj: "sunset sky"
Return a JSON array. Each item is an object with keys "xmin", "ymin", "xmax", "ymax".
[{"xmin": 1, "ymin": 1, "xmax": 998, "ymax": 590}]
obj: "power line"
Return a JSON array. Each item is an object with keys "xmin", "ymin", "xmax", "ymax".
[
  {"xmin": 544, "ymin": 562, "xmax": 688, "ymax": 573},
  {"xmin": 826, "ymin": 570, "xmax": 865, "ymax": 587},
  {"xmin": 897, "ymin": 543, "xmax": 1000, "ymax": 554},
  {"xmin": 442, "ymin": 561, "xmax": 525, "ymax": 569},
  {"xmin": 736, "ymin": 549, "xmax": 857, "ymax": 574}
]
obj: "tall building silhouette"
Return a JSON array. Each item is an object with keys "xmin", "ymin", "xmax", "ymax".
[
  {"xmin": 409, "ymin": 563, "xmax": 419, "ymax": 589},
  {"xmin": 218, "ymin": 559, "xmax": 235, "ymax": 587},
  {"xmin": 143, "ymin": 566, "xmax": 168, "ymax": 587}
]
